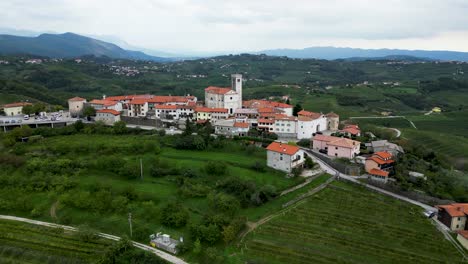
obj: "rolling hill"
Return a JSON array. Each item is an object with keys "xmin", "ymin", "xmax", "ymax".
[
  {"xmin": 256, "ymin": 46, "xmax": 468, "ymax": 61},
  {"xmin": 0, "ymin": 32, "xmax": 171, "ymax": 62}
]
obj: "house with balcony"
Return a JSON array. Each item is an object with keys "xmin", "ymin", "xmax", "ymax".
[{"xmin": 266, "ymin": 142, "xmax": 305, "ymax": 173}]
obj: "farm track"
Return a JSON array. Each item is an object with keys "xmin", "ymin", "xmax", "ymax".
[{"xmin": 0, "ymin": 215, "xmax": 188, "ymax": 264}]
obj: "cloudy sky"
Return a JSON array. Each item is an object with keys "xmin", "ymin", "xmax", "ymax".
[{"xmin": 1, "ymin": 0, "xmax": 468, "ymax": 54}]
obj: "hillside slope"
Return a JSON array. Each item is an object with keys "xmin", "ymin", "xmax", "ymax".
[{"xmin": 0, "ymin": 33, "xmax": 170, "ymax": 62}]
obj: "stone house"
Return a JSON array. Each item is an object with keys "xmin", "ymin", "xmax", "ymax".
[{"xmin": 436, "ymin": 203, "xmax": 468, "ymax": 231}]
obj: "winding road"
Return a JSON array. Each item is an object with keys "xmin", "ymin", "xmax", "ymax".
[{"xmin": 0, "ymin": 215, "xmax": 188, "ymax": 264}]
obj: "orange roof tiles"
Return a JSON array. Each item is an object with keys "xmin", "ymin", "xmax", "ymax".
[
  {"xmin": 234, "ymin": 122, "xmax": 249, "ymax": 128},
  {"xmin": 326, "ymin": 112, "xmax": 339, "ymax": 118},
  {"xmin": 374, "ymin": 151, "xmax": 392, "ymax": 159},
  {"xmin": 155, "ymin": 105, "xmax": 177, "ymax": 110},
  {"xmin": 105, "ymin": 95, "xmax": 151, "ymax": 101},
  {"xmin": 97, "ymin": 109, "xmax": 121, "ymax": 116},
  {"xmin": 458, "ymin": 230, "xmax": 468, "ymax": 239},
  {"xmin": 369, "ymin": 169, "xmax": 389, "ymax": 177},
  {"xmin": 327, "ymin": 138, "xmax": 360, "ymax": 148},
  {"xmin": 266, "ymin": 142, "xmax": 300, "ymax": 156},
  {"xmin": 437, "ymin": 204, "xmax": 468, "ymax": 217},
  {"xmin": 68, "ymin": 97, "xmax": 86, "ymax": 102},
  {"xmin": 258, "ymin": 119, "xmax": 274, "ymax": 124},
  {"xmin": 367, "ymin": 157, "xmax": 394, "ymax": 165},
  {"xmin": 313, "ymin": 134, "xmax": 340, "ymax": 142},
  {"xmin": 205, "ymin": 86, "xmax": 232, "ymax": 94},
  {"xmin": 243, "ymin": 100, "xmax": 292, "ymax": 109},
  {"xmin": 195, "ymin": 107, "xmax": 228, "ymax": 113},
  {"xmin": 3, "ymin": 102, "xmax": 33, "ymax": 108},
  {"xmin": 298, "ymin": 110, "xmax": 322, "ymax": 119},
  {"xmin": 90, "ymin": 99, "xmax": 117, "ymax": 107}
]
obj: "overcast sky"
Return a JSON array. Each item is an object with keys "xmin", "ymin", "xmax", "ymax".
[{"xmin": 1, "ymin": 0, "xmax": 468, "ymax": 53}]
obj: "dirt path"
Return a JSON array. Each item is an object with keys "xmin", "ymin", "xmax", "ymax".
[
  {"xmin": 238, "ymin": 175, "xmax": 335, "ymax": 244},
  {"xmin": 0, "ymin": 215, "xmax": 189, "ymax": 264},
  {"xmin": 50, "ymin": 201, "xmax": 59, "ymax": 219}
]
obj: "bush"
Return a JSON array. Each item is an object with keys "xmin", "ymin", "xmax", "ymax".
[
  {"xmin": 250, "ymin": 161, "xmax": 265, "ymax": 172},
  {"xmin": 297, "ymin": 138, "xmax": 311, "ymax": 147},
  {"xmin": 208, "ymin": 192, "xmax": 240, "ymax": 215},
  {"xmin": 205, "ymin": 161, "xmax": 227, "ymax": 175},
  {"xmin": 160, "ymin": 201, "xmax": 189, "ymax": 227}
]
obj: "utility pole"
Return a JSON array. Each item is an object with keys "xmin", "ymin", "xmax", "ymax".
[
  {"xmin": 128, "ymin": 212, "xmax": 133, "ymax": 237},
  {"xmin": 140, "ymin": 158, "xmax": 143, "ymax": 180}
]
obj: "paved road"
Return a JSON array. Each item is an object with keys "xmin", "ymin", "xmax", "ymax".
[
  {"xmin": 0, "ymin": 215, "xmax": 188, "ymax": 264},
  {"xmin": 301, "ymin": 148, "xmax": 435, "ymax": 211}
]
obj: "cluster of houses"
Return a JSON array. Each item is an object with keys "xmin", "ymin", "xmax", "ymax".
[{"xmin": 68, "ymin": 74, "xmax": 340, "ymax": 140}]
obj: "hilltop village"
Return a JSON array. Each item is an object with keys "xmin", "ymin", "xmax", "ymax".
[{"xmin": 1, "ymin": 73, "xmax": 468, "ymax": 258}]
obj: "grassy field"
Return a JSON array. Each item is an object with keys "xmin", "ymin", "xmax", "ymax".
[
  {"xmin": 236, "ymin": 180, "xmax": 463, "ymax": 264},
  {"xmin": 0, "ymin": 219, "xmax": 113, "ymax": 264},
  {"xmin": 0, "ymin": 133, "xmax": 305, "ymax": 254}
]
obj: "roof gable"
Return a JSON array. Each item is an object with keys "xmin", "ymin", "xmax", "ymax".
[{"xmin": 266, "ymin": 142, "xmax": 300, "ymax": 155}]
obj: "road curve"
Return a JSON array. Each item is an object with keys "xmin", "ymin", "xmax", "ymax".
[
  {"xmin": 0, "ymin": 215, "xmax": 188, "ymax": 264},
  {"xmin": 301, "ymin": 148, "xmax": 435, "ymax": 211}
]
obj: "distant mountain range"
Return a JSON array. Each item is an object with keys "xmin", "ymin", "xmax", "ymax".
[
  {"xmin": 2, "ymin": 31, "xmax": 468, "ymax": 62},
  {"xmin": 0, "ymin": 32, "xmax": 171, "ymax": 62},
  {"xmin": 255, "ymin": 47, "xmax": 468, "ymax": 61}
]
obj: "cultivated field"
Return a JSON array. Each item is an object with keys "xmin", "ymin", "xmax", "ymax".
[
  {"xmin": 0, "ymin": 219, "xmax": 112, "ymax": 264},
  {"xmin": 238, "ymin": 181, "xmax": 463, "ymax": 264}
]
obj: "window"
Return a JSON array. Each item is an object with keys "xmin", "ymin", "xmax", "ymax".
[
  {"xmin": 456, "ymin": 224, "xmax": 459, "ymax": 228},
  {"xmin": 335, "ymin": 147, "xmax": 338, "ymax": 150},
  {"xmin": 280, "ymin": 157, "xmax": 283, "ymax": 161}
]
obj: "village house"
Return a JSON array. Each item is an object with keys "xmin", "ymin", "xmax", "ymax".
[
  {"xmin": 2, "ymin": 102, "xmax": 32, "ymax": 116},
  {"xmin": 95, "ymin": 109, "xmax": 121, "ymax": 125},
  {"xmin": 68, "ymin": 97, "xmax": 87, "ymax": 117},
  {"xmin": 365, "ymin": 151, "xmax": 395, "ymax": 178},
  {"xmin": 297, "ymin": 110, "xmax": 328, "ymax": 139},
  {"xmin": 457, "ymin": 231, "xmax": 468, "ymax": 250},
  {"xmin": 436, "ymin": 203, "xmax": 468, "ymax": 231},
  {"xmin": 243, "ymin": 100, "xmax": 293, "ymax": 116},
  {"xmin": 266, "ymin": 141, "xmax": 305, "ymax": 173},
  {"xmin": 89, "ymin": 99, "xmax": 123, "ymax": 112},
  {"xmin": 365, "ymin": 140, "xmax": 404, "ymax": 157},
  {"xmin": 312, "ymin": 134, "xmax": 360, "ymax": 159},
  {"xmin": 273, "ymin": 116, "xmax": 297, "ymax": 139},
  {"xmin": 214, "ymin": 119, "xmax": 249, "ymax": 137},
  {"xmin": 205, "ymin": 74, "xmax": 242, "ymax": 115},
  {"xmin": 340, "ymin": 124, "xmax": 361, "ymax": 137},
  {"xmin": 195, "ymin": 107, "xmax": 229, "ymax": 121}
]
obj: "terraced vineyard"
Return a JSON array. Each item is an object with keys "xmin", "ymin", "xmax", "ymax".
[
  {"xmin": 239, "ymin": 181, "xmax": 463, "ymax": 264},
  {"xmin": 0, "ymin": 219, "xmax": 113, "ymax": 263}
]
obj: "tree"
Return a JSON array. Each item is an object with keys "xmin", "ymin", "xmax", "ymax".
[
  {"xmin": 113, "ymin": 121, "xmax": 127, "ymax": 134},
  {"xmin": 192, "ymin": 238, "xmax": 202, "ymax": 255},
  {"xmin": 160, "ymin": 201, "xmax": 189, "ymax": 227},
  {"xmin": 83, "ymin": 106, "xmax": 96, "ymax": 117},
  {"xmin": 293, "ymin": 103, "xmax": 303, "ymax": 116},
  {"xmin": 183, "ymin": 118, "xmax": 194, "ymax": 136}
]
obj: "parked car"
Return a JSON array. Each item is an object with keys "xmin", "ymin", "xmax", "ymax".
[
  {"xmin": 319, "ymin": 149, "xmax": 327, "ymax": 154},
  {"xmin": 17, "ymin": 120, "xmax": 22, "ymax": 123},
  {"xmin": 0, "ymin": 120, "xmax": 4, "ymax": 124},
  {"xmin": 11, "ymin": 120, "xmax": 16, "ymax": 124},
  {"xmin": 24, "ymin": 115, "xmax": 29, "ymax": 120}
]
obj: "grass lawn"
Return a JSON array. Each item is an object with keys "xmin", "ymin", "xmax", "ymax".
[
  {"xmin": 0, "ymin": 219, "xmax": 112, "ymax": 264},
  {"xmin": 235, "ymin": 180, "xmax": 463, "ymax": 264}
]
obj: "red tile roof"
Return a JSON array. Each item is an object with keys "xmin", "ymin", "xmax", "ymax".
[
  {"xmin": 3, "ymin": 102, "xmax": 33, "ymax": 108},
  {"xmin": 129, "ymin": 98, "xmax": 149, "ymax": 105},
  {"xmin": 326, "ymin": 112, "xmax": 339, "ymax": 118},
  {"xmin": 374, "ymin": 151, "xmax": 392, "ymax": 159},
  {"xmin": 68, "ymin": 97, "xmax": 86, "ymax": 102},
  {"xmin": 97, "ymin": 109, "xmax": 121, "ymax": 116},
  {"xmin": 266, "ymin": 142, "xmax": 300, "ymax": 155},
  {"xmin": 341, "ymin": 127, "xmax": 361, "ymax": 135},
  {"xmin": 205, "ymin": 86, "xmax": 232, "ymax": 94},
  {"xmin": 458, "ymin": 230, "xmax": 468, "ymax": 239},
  {"xmin": 195, "ymin": 107, "xmax": 228, "ymax": 113},
  {"xmin": 369, "ymin": 169, "xmax": 389, "ymax": 177},
  {"xmin": 155, "ymin": 105, "xmax": 177, "ymax": 110},
  {"xmin": 243, "ymin": 100, "xmax": 292, "ymax": 109},
  {"xmin": 367, "ymin": 156, "xmax": 395, "ymax": 165},
  {"xmin": 298, "ymin": 110, "xmax": 322, "ymax": 119},
  {"xmin": 313, "ymin": 134, "xmax": 341, "ymax": 143},
  {"xmin": 105, "ymin": 95, "xmax": 151, "ymax": 101},
  {"xmin": 327, "ymin": 138, "xmax": 360, "ymax": 148},
  {"xmin": 436, "ymin": 204, "xmax": 468, "ymax": 217},
  {"xmin": 234, "ymin": 122, "xmax": 249, "ymax": 128},
  {"xmin": 90, "ymin": 99, "xmax": 117, "ymax": 107},
  {"xmin": 258, "ymin": 119, "xmax": 274, "ymax": 124}
]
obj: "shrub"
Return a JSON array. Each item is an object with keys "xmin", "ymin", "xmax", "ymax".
[
  {"xmin": 205, "ymin": 161, "xmax": 227, "ymax": 175},
  {"xmin": 160, "ymin": 201, "xmax": 189, "ymax": 227}
]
